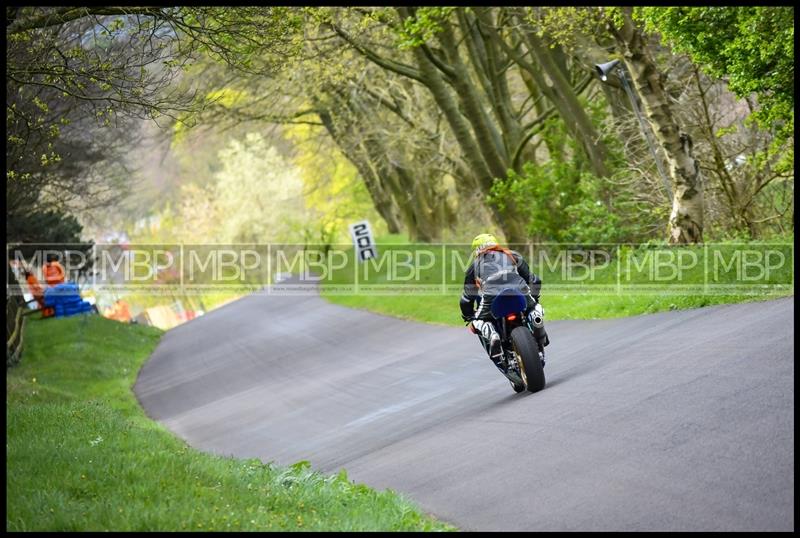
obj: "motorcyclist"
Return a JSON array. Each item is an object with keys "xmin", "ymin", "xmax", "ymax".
[{"xmin": 460, "ymin": 233, "xmax": 549, "ymax": 371}]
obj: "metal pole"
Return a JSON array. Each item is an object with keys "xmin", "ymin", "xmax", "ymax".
[{"xmin": 618, "ymin": 69, "xmax": 673, "ymax": 204}]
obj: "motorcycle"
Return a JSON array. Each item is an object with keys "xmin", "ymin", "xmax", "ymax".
[{"xmin": 486, "ymin": 288, "xmax": 546, "ymax": 394}]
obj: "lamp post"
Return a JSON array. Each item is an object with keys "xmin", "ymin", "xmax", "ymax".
[{"xmin": 595, "ymin": 59, "xmax": 673, "ymax": 203}]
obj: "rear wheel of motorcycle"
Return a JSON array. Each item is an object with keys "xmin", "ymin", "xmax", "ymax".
[{"xmin": 511, "ymin": 326, "xmax": 546, "ymax": 393}]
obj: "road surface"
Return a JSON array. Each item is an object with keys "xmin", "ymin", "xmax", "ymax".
[{"xmin": 134, "ymin": 289, "xmax": 794, "ymax": 531}]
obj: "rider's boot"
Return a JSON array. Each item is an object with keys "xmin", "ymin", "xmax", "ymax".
[
  {"xmin": 474, "ymin": 320, "xmax": 505, "ymax": 372},
  {"xmin": 487, "ymin": 333, "xmax": 505, "ymax": 372}
]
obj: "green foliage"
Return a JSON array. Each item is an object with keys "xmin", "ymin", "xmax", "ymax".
[
  {"xmin": 489, "ymin": 106, "xmax": 652, "ymax": 243},
  {"xmin": 6, "ymin": 208, "xmax": 95, "ymax": 277},
  {"xmin": 397, "ymin": 7, "xmax": 455, "ymax": 48},
  {"xmin": 131, "ymin": 133, "xmax": 308, "ymax": 245},
  {"xmin": 178, "ymin": 7, "xmax": 305, "ymax": 73},
  {"xmin": 639, "ymin": 7, "xmax": 794, "ymax": 141},
  {"xmin": 6, "ymin": 315, "xmax": 456, "ymax": 531},
  {"xmin": 530, "ymin": 7, "xmax": 604, "ymax": 50},
  {"xmin": 212, "ymin": 133, "xmax": 306, "ymax": 243},
  {"xmin": 492, "ymin": 164, "xmax": 654, "ymax": 244},
  {"xmin": 490, "ymin": 161, "xmax": 578, "ymax": 243},
  {"xmin": 284, "ymin": 124, "xmax": 386, "ymax": 245},
  {"xmin": 6, "ymin": 208, "xmax": 83, "ymax": 245},
  {"xmin": 489, "ymin": 117, "xmax": 580, "ymax": 241},
  {"xmin": 562, "ymin": 178, "xmax": 639, "ymax": 244},
  {"xmin": 131, "ymin": 122, "xmax": 388, "ymax": 251},
  {"xmin": 7, "ymin": 7, "xmax": 313, "ymax": 243}
]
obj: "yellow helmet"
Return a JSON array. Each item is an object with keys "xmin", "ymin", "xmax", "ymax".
[{"xmin": 471, "ymin": 233, "xmax": 498, "ymax": 253}]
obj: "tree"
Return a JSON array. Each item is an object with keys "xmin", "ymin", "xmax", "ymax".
[
  {"xmin": 326, "ymin": 7, "xmax": 607, "ymax": 242},
  {"xmin": 6, "ymin": 208, "xmax": 94, "ymax": 283},
  {"xmin": 6, "ymin": 208, "xmax": 84, "ymax": 246},
  {"xmin": 606, "ymin": 7, "xmax": 706, "ymax": 244},
  {"xmin": 6, "ymin": 80, "xmax": 142, "ymax": 241},
  {"xmin": 284, "ymin": 123, "xmax": 387, "ymax": 247},
  {"xmin": 675, "ymin": 64, "xmax": 793, "ymax": 238},
  {"xmin": 6, "ymin": 6, "xmax": 304, "ymax": 240},
  {"xmin": 186, "ymin": 12, "xmax": 467, "ymax": 242},
  {"xmin": 211, "ymin": 133, "xmax": 306, "ymax": 244},
  {"xmin": 176, "ymin": 7, "xmax": 629, "ymax": 243},
  {"xmin": 640, "ymin": 7, "xmax": 794, "ymax": 143}
]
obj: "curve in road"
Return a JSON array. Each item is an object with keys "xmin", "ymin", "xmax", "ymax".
[{"xmin": 134, "ymin": 289, "xmax": 794, "ymax": 531}]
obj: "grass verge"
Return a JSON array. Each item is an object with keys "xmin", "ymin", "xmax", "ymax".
[
  {"xmin": 320, "ymin": 235, "xmax": 793, "ymax": 326},
  {"xmin": 6, "ymin": 315, "xmax": 455, "ymax": 531}
]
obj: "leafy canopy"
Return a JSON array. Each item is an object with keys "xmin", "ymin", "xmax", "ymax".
[{"xmin": 639, "ymin": 7, "xmax": 794, "ymax": 140}]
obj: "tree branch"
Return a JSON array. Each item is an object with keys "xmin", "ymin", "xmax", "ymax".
[
  {"xmin": 330, "ymin": 23, "xmax": 425, "ymax": 83},
  {"xmin": 7, "ymin": 7, "xmax": 163, "ymax": 35}
]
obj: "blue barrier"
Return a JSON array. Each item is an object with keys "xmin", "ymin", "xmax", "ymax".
[{"xmin": 44, "ymin": 282, "xmax": 93, "ymax": 318}]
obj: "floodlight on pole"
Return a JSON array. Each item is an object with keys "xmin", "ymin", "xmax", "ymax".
[
  {"xmin": 594, "ymin": 59, "xmax": 620, "ymax": 82},
  {"xmin": 595, "ymin": 59, "xmax": 673, "ymax": 204}
]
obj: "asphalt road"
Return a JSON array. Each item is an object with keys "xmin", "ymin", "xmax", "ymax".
[{"xmin": 134, "ymin": 289, "xmax": 794, "ymax": 531}]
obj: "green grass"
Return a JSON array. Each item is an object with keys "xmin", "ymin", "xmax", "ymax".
[
  {"xmin": 323, "ymin": 288, "xmax": 792, "ymax": 326},
  {"xmin": 6, "ymin": 315, "xmax": 456, "ymax": 531},
  {"xmin": 320, "ymin": 235, "xmax": 794, "ymax": 326}
]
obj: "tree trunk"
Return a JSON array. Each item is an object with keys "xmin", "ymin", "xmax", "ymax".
[
  {"xmin": 513, "ymin": 14, "xmax": 611, "ymax": 178},
  {"xmin": 359, "ymin": 135, "xmax": 439, "ymax": 242},
  {"xmin": 464, "ymin": 8, "xmax": 522, "ymax": 158},
  {"xmin": 610, "ymin": 8, "xmax": 704, "ymax": 244},
  {"xmin": 434, "ymin": 18, "xmax": 509, "ymax": 179},
  {"xmin": 318, "ymin": 109, "xmax": 403, "ymax": 234},
  {"xmin": 397, "ymin": 14, "xmax": 526, "ymax": 242}
]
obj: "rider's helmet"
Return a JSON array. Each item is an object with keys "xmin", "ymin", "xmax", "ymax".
[{"xmin": 471, "ymin": 233, "xmax": 499, "ymax": 255}]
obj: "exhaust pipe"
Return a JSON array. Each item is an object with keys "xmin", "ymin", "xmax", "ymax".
[
  {"xmin": 529, "ymin": 304, "xmax": 544, "ymax": 328},
  {"xmin": 529, "ymin": 304, "xmax": 549, "ymax": 347}
]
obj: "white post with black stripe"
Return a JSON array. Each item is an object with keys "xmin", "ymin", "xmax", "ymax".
[{"xmin": 348, "ymin": 220, "xmax": 377, "ymax": 262}]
